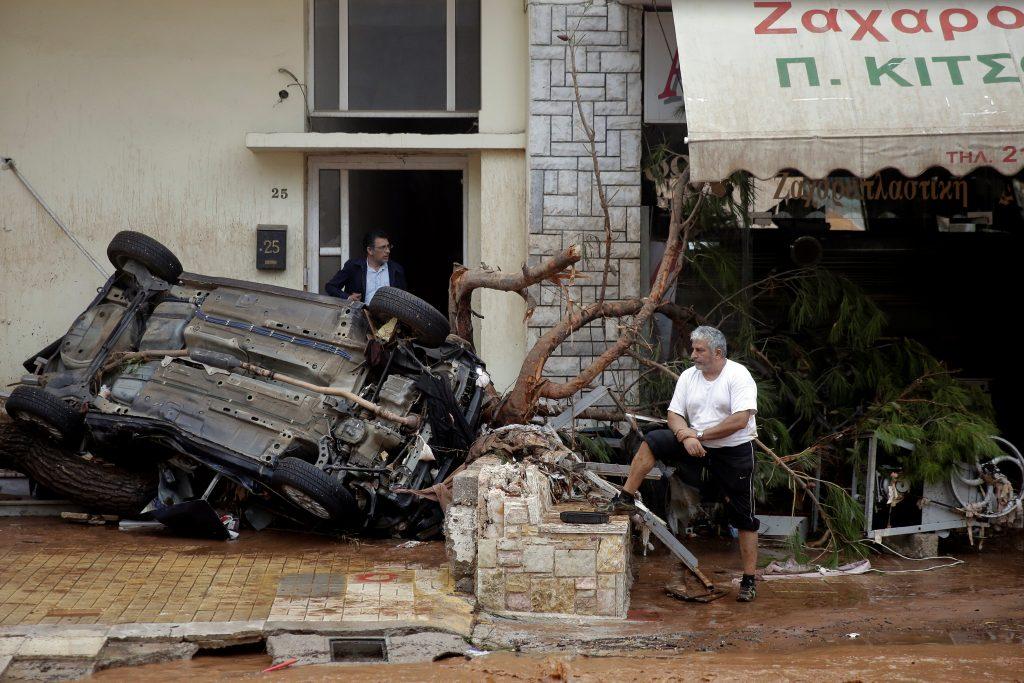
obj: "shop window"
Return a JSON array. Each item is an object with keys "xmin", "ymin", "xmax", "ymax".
[{"xmin": 311, "ymin": 0, "xmax": 480, "ymax": 116}]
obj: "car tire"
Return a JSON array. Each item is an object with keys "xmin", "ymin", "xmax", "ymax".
[
  {"xmin": 559, "ymin": 510, "xmax": 610, "ymax": 525},
  {"xmin": 271, "ymin": 457, "xmax": 362, "ymax": 528},
  {"xmin": 5, "ymin": 386, "xmax": 84, "ymax": 446},
  {"xmin": 107, "ymin": 230, "xmax": 183, "ymax": 283},
  {"xmin": 368, "ymin": 287, "xmax": 450, "ymax": 348}
]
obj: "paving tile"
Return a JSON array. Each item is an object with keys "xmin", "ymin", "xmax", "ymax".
[{"xmin": 0, "ymin": 520, "xmax": 461, "ymax": 633}]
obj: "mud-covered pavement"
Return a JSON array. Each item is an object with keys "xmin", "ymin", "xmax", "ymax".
[
  {"xmin": 0, "ymin": 518, "xmax": 470, "ymax": 630},
  {"xmin": 465, "ymin": 534, "xmax": 1024, "ymax": 658},
  {"xmin": 0, "ymin": 518, "xmax": 1020, "ymax": 680}
]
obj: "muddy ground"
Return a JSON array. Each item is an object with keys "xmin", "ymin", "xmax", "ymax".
[
  {"xmin": 87, "ymin": 644, "xmax": 1024, "ymax": 681},
  {"xmin": 2, "ymin": 401, "xmax": 1021, "ymax": 681},
  {"xmin": 466, "ymin": 533, "xmax": 1024, "ymax": 654},
  {"xmin": 73, "ymin": 528, "xmax": 1024, "ymax": 680}
]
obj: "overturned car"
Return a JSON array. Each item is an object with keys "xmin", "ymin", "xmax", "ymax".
[{"xmin": 4, "ymin": 231, "xmax": 486, "ymax": 538}]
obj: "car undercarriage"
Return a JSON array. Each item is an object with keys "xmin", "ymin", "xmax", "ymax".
[{"xmin": 3, "ymin": 231, "xmax": 487, "ymax": 539}]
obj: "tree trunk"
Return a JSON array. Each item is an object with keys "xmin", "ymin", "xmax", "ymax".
[
  {"xmin": 0, "ymin": 422, "xmax": 156, "ymax": 517},
  {"xmin": 494, "ymin": 173, "xmax": 700, "ymax": 425},
  {"xmin": 448, "ymin": 246, "xmax": 581, "ymax": 341}
]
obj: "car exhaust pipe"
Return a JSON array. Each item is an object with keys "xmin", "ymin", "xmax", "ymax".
[{"xmin": 236, "ymin": 362, "xmax": 421, "ymax": 430}]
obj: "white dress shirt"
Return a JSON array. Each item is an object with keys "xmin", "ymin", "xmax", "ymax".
[{"xmin": 365, "ymin": 261, "xmax": 390, "ymax": 304}]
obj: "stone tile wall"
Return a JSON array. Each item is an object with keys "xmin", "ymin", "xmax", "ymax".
[
  {"xmin": 527, "ymin": 0, "xmax": 643, "ymax": 400},
  {"xmin": 445, "ymin": 455, "xmax": 631, "ymax": 618}
]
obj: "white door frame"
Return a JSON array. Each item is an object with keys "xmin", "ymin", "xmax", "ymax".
[{"xmin": 305, "ymin": 154, "xmax": 469, "ymax": 292}]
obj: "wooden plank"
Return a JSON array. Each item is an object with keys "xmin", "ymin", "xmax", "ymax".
[
  {"xmin": 581, "ymin": 469, "xmax": 701, "ymax": 570},
  {"xmin": 548, "ymin": 387, "xmax": 610, "ymax": 430}
]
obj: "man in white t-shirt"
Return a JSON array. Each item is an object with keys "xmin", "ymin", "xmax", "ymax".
[{"xmin": 601, "ymin": 325, "xmax": 761, "ymax": 602}]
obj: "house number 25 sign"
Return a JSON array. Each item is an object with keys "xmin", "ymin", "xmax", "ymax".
[{"xmin": 256, "ymin": 225, "xmax": 287, "ymax": 270}]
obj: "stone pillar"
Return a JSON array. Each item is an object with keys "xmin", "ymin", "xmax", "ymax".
[
  {"xmin": 471, "ymin": 460, "xmax": 632, "ymax": 618},
  {"xmin": 444, "ymin": 457, "xmax": 496, "ymax": 594},
  {"xmin": 527, "ymin": 0, "xmax": 643, "ymax": 401}
]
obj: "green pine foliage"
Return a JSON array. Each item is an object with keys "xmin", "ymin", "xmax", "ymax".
[
  {"xmin": 820, "ymin": 481, "xmax": 869, "ymax": 559},
  {"xmin": 637, "ymin": 235, "xmax": 1000, "ymax": 561},
  {"xmin": 680, "ymin": 244, "xmax": 1001, "ymax": 485},
  {"xmin": 633, "ymin": 157, "xmax": 1001, "ymax": 561},
  {"xmin": 572, "ymin": 432, "xmax": 614, "ymax": 464}
]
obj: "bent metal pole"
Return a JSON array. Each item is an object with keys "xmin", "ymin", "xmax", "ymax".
[{"xmin": 1, "ymin": 157, "xmax": 110, "ymax": 278}]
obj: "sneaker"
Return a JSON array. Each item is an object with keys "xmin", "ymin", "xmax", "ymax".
[
  {"xmin": 597, "ymin": 491, "xmax": 638, "ymax": 515},
  {"xmin": 736, "ymin": 581, "xmax": 757, "ymax": 602}
]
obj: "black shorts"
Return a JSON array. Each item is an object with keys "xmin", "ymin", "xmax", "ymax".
[{"xmin": 644, "ymin": 429, "xmax": 760, "ymax": 532}]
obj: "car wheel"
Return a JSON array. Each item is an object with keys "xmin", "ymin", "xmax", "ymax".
[
  {"xmin": 106, "ymin": 230, "xmax": 183, "ymax": 283},
  {"xmin": 367, "ymin": 287, "xmax": 450, "ymax": 347},
  {"xmin": 271, "ymin": 457, "xmax": 362, "ymax": 528},
  {"xmin": 5, "ymin": 386, "xmax": 84, "ymax": 446}
]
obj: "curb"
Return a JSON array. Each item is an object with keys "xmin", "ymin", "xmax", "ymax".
[{"xmin": 0, "ymin": 619, "xmax": 474, "ymax": 679}]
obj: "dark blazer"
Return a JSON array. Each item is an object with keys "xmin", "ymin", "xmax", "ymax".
[{"xmin": 325, "ymin": 258, "xmax": 407, "ymax": 299}]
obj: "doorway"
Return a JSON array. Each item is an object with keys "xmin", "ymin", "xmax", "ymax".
[{"xmin": 308, "ymin": 156, "xmax": 466, "ymax": 314}]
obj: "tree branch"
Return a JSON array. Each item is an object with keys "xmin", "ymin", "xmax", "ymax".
[
  {"xmin": 627, "ymin": 350, "xmax": 680, "ymax": 381},
  {"xmin": 538, "ymin": 183, "xmax": 702, "ymax": 402},
  {"xmin": 448, "ymin": 245, "xmax": 582, "ymax": 341},
  {"xmin": 495, "ymin": 172, "xmax": 703, "ymax": 423}
]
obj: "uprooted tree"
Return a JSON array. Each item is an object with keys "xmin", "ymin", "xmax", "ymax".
[
  {"xmin": 449, "ymin": 20, "xmax": 709, "ymax": 428},
  {"xmin": 449, "ymin": 168, "xmax": 704, "ymax": 427}
]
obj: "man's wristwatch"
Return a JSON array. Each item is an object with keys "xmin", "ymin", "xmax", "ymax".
[{"xmin": 695, "ymin": 429, "xmax": 705, "ymax": 440}]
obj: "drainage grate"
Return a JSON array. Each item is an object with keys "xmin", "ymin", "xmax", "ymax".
[{"xmin": 329, "ymin": 637, "xmax": 388, "ymax": 662}]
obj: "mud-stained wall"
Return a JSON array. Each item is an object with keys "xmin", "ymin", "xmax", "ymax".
[{"xmin": 0, "ymin": 0, "xmax": 306, "ymax": 383}]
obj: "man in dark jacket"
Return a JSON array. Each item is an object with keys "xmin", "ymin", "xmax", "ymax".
[{"xmin": 324, "ymin": 230, "xmax": 407, "ymax": 303}]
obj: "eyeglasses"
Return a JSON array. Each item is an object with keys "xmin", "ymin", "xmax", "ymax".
[{"xmin": 372, "ymin": 244, "xmax": 393, "ymax": 252}]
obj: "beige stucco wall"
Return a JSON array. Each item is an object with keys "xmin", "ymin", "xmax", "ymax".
[
  {"xmin": 474, "ymin": 0, "xmax": 529, "ymax": 389},
  {"xmin": 475, "ymin": 151, "xmax": 528, "ymax": 390},
  {"xmin": 0, "ymin": 0, "xmax": 307, "ymax": 383},
  {"xmin": 479, "ymin": 0, "xmax": 528, "ymax": 136},
  {"xmin": 0, "ymin": 0, "xmax": 528, "ymax": 390}
]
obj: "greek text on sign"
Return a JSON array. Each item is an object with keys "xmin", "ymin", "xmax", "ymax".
[
  {"xmin": 754, "ymin": 3, "xmax": 1024, "ymax": 42},
  {"xmin": 670, "ymin": 1, "xmax": 1024, "ymax": 179},
  {"xmin": 775, "ymin": 54, "xmax": 1024, "ymax": 88}
]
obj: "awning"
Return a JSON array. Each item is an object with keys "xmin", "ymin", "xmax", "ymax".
[{"xmin": 670, "ymin": 1, "xmax": 1024, "ymax": 181}]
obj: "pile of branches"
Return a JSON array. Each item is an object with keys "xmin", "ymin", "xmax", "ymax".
[{"xmin": 658, "ymin": 247, "xmax": 1002, "ymax": 481}]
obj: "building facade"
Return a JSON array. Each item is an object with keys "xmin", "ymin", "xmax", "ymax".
[{"xmin": 1, "ymin": 0, "xmax": 647, "ymax": 399}]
